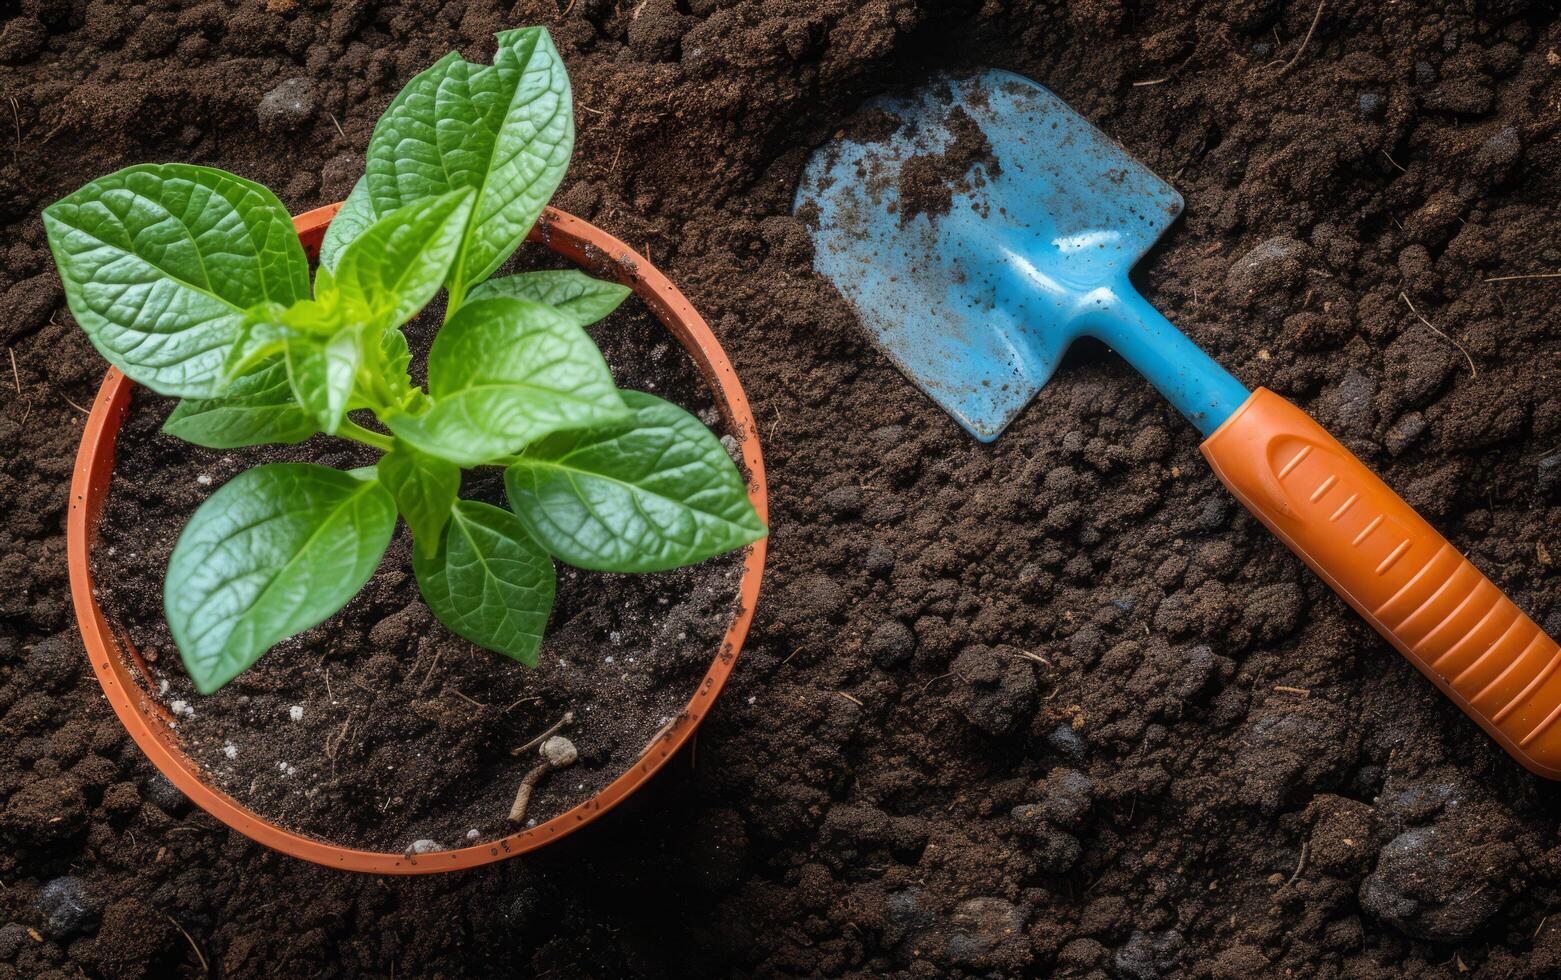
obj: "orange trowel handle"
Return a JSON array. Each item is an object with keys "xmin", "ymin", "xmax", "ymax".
[{"xmin": 1202, "ymin": 388, "xmax": 1561, "ymax": 779}]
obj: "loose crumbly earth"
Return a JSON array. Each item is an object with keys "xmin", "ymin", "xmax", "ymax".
[
  {"xmin": 89, "ymin": 289, "xmax": 745, "ymax": 852},
  {"xmin": 2, "ymin": 1, "xmax": 1560, "ymax": 977}
]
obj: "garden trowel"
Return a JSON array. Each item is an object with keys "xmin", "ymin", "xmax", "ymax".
[{"xmin": 795, "ymin": 69, "xmax": 1561, "ymax": 778}]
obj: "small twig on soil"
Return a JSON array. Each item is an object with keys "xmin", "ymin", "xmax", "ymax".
[
  {"xmin": 167, "ymin": 915, "xmax": 211, "ymax": 977},
  {"xmin": 502, "ymin": 695, "xmax": 542, "ymax": 713},
  {"xmin": 1286, "ymin": 842, "xmax": 1309, "ymax": 886},
  {"xmin": 911, "ymin": 671, "xmax": 961, "ymax": 692},
  {"xmin": 1274, "ymin": 685, "xmax": 1311, "ymax": 697},
  {"xmin": 513, "ymin": 709, "xmax": 575, "ymax": 756},
  {"xmin": 449, "ymin": 688, "xmax": 485, "ymax": 710},
  {"xmin": 1483, "ymin": 272, "xmax": 1561, "ymax": 283},
  {"xmin": 1382, "ymin": 149, "xmax": 1407, "ymax": 173},
  {"xmin": 560, "ymin": 0, "xmax": 578, "ymax": 17},
  {"xmin": 8, "ymin": 97, "xmax": 19, "ymax": 161},
  {"xmin": 62, "ymin": 393, "xmax": 90, "ymax": 414},
  {"xmin": 420, "ymin": 650, "xmax": 442, "ymax": 692},
  {"xmin": 1131, "ymin": 77, "xmax": 1170, "ymax": 87},
  {"xmin": 509, "ymin": 736, "xmax": 578, "ymax": 824},
  {"xmin": 836, "ymin": 691, "xmax": 864, "ymax": 707},
  {"xmin": 1400, "ymin": 292, "xmax": 1477, "ymax": 378},
  {"xmin": 1275, "ymin": 0, "xmax": 1326, "ymax": 76},
  {"xmin": 9, "ymin": 348, "xmax": 20, "ymax": 394},
  {"xmin": 578, "ymin": 103, "xmax": 605, "ymax": 115},
  {"xmin": 1013, "ymin": 650, "xmax": 1051, "ymax": 666},
  {"xmin": 327, "ymin": 112, "xmax": 346, "ymax": 139}
]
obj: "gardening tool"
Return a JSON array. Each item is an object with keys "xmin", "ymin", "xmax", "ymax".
[{"xmin": 795, "ymin": 70, "xmax": 1561, "ymax": 778}]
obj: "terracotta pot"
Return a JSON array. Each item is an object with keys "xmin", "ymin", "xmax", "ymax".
[{"xmin": 67, "ymin": 203, "xmax": 769, "ymax": 873}]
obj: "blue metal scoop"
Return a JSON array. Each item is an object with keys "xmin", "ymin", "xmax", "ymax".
[{"xmin": 795, "ymin": 70, "xmax": 1248, "ymax": 440}]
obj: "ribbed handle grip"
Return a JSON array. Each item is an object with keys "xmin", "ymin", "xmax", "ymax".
[{"xmin": 1202, "ymin": 388, "xmax": 1561, "ymax": 778}]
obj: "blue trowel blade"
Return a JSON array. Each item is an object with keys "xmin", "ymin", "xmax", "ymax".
[{"xmin": 794, "ymin": 69, "xmax": 1185, "ymax": 441}]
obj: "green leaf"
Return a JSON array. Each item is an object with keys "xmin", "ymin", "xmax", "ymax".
[
  {"xmin": 378, "ymin": 442, "xmax": 461, "ymax": 558},
  {"xmin": 355, "ymin": 29, "xmax": 573, "ymax": 293},
  {"xmin": 413, "ymin": 500, "xmax": 555, "ymax": 666},
  {"xmin": 331, "ymin": 189, "xmax": 474, "ymax": 329},
  {"xmin": 468, "ymin": 270, "xmax": 631, "ymax": 326},
  {"xmin": 166, "ymin": 463, "xmax": 396, "ymax": 693},
  {"xmin": 381, "ymin": 327, "xmax": 412, "ymax": 388},
  {"xmin": 318, "ymin": 176, "xmax": 378, "ymax": 274},
  {"xmin": 163, "ymin": 359, "xmax": 318, "ymax": 448},
  {"xmin": 285, "ymin": 331, "xmax": 359, "ymax": 434},
  {"xmin": 504, "ymin": 390, "xmax": 766, "ymax": 572},
  {"xmin": 385, "ymin": 297, "xmax": 626, "ymax": 466},
  {"xmin": 43, "ymin": 164, "xmax": 310, "ymax": 397}
]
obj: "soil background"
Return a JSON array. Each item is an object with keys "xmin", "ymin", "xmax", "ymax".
[{"xmin": 2, "ymin": 0, "xmax": 1561, "ymax": 977}]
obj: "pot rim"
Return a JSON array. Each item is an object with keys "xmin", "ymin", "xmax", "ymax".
[{"xmin": 66, "ymin": 203, "xmax": 769, "ymax": 874}]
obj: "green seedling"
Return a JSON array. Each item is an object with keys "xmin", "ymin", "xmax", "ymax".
[{"xmin": 43, "ymin": 27, "xmax": 766, "ymax": 694}]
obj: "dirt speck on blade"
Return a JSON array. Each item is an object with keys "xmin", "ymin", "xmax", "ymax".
[
  {"xmin": 2, "ymin": 0, "xmax": 1559, "ymax": 977},
  {"xmin": 897, "ymin": 105, "xmax": 1002, "ymax": 225}
]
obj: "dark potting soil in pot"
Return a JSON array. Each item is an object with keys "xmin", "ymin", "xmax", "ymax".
[
  {"xmin": 4, "ymin": 0, "xmax": 1561, "ymax": 977},
  {"xmin": 89, "ymin": 286, "xmax": 748, "ymax": 852}
]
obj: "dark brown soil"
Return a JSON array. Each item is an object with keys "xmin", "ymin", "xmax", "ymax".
[
  {"xmin": 89, "ymin": 289, "xmax": 745, "ymax": 853},
  {"xmin": 896, "ymin": 103, "xmax": 1001, "ymax": 224},
  {"xmin": 3, "ymin": 1, "xmax": 1561, "ymax": 978}
]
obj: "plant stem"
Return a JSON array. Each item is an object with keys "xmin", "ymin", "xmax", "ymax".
[
  {"xmin": 339, "ymin": 419, "xmax": 394, "ymax": 452},
  {"xmin": 444, "ymin": 282, "xmax": 467, "ymax": 324}
]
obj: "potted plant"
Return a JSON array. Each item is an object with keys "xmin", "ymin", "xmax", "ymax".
[{"xmin": 54, "ymin": 26, "xmax": 768, "ymax": 872}]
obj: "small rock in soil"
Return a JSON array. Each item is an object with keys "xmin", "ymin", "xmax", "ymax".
[
  {"xmin": 1536, "ymin": 451, "xmax": 1561, "ymax": 499},
  {"xmin": 1224, "ymin": 237, "xmax": 1311, "ymax": 307},
  {"xmin": 884, "ymin": 887, "xmax": 935, "ymax": 941},
  {"xmin": 1359, "ymin": 821, "xmax": 1516, "ymax": 941},
  {"xmin": 257, "ymin": 77, "xmax": 315, "ymax": 133},
  {"xmin": 819, "ymin": 485, "xmax": 862, "ymax": 517},
  {"xmin": 1114, "ymin": 928, "xmax": 1185, "ymax": 980},
  {"xmin": 35, "ymin": 876, "xmax": 101, "ymax": 939},
  {"xmin": 1385, "ymin": 412, "xmax": 1426, "ymax": 455},
  {"xmin": 947, "ymin": 896, "xmax": 1025, "ymax": 964},
  {"xmin": 1473, "ymin": 125, "xmax": 1522, "ymax": 185},
  {"xmin": 1046, "ymin": 722, "xmax": 1088, "ymax": 762},
  {"xmin": 141, "ymin": 772, "xmax": 189, "ymax": 816},
  {"xmin": 862, "ymin": 544, "xmax": 896, "ymax": 577}
]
